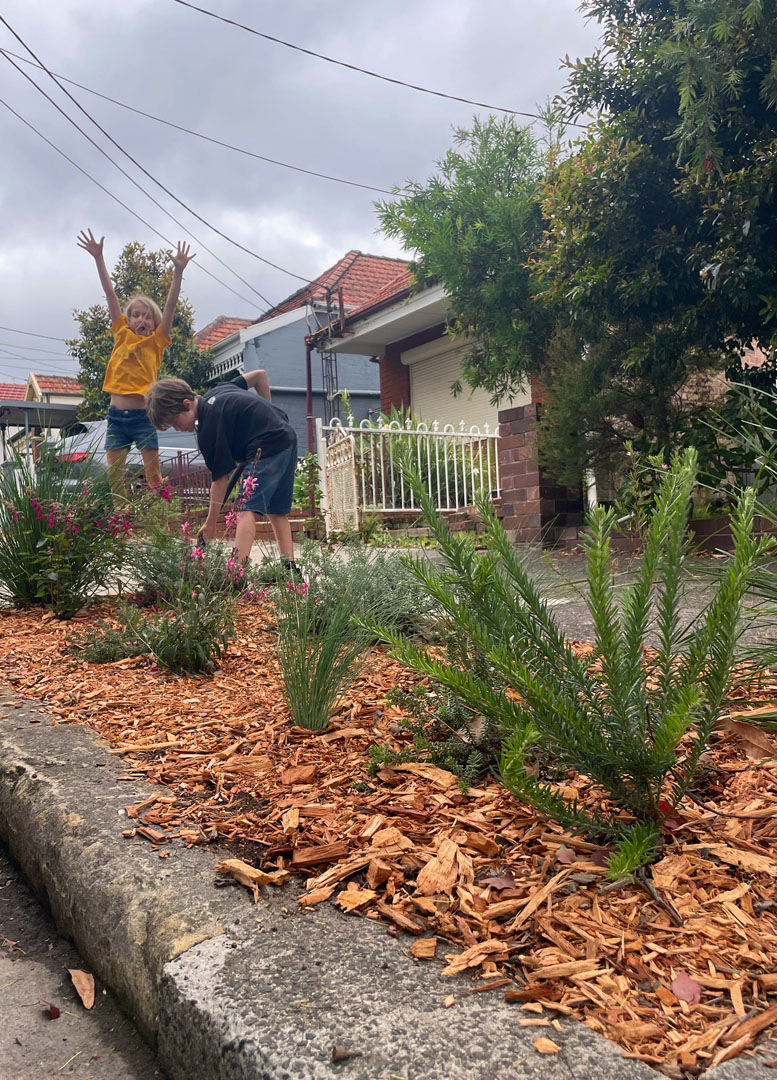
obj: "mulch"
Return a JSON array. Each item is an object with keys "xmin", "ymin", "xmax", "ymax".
[{"xmin": 0, "ymin": 598, "xmax": 776, "ymax": 1078}]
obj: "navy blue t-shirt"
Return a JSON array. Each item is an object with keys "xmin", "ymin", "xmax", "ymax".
[{"xmin": 196, "ymin": 375, "xmax": 295, "ymax": 480}]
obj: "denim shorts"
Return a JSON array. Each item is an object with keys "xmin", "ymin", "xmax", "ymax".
[
  {"xmin": 238, "ymin": 439, "xmax": 297, "ymax": 515},
  {"xmin": 105, "ymin": 406, "xmax": 159, "ymax": 451}
]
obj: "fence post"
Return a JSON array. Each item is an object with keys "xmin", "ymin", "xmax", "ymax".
[{"xmin": 315, "ymin": 418, "xmax": 328, "ymax": 518}]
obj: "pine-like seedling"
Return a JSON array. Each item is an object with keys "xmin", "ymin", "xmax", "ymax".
[{"xmin": 368, "ymin": 448, "xmax": 767, "ymax": 874}]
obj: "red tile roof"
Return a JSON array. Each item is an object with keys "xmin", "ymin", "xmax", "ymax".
[
  {"xmin": 258, "ymin": 251, "xmax": 410, "ymax": 323},
  {"xmin": 195, "ymin": 316, "xmax": 256, "ymax": 351},
  {"xmin": 341, "ymin": 267, "xmax": 413, "ymax": 323},
  {"xmin": 0, "ymin": 382, "xmax": 27, "ymax": 400},
  {"xmin": 33, "ymin": 375, "xmax": 82, "ymax": 395}
]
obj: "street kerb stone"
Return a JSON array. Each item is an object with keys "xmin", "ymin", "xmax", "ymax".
[{"xmin": 0, "ymin": 700, "xmax": 770, "ymax": 1079}]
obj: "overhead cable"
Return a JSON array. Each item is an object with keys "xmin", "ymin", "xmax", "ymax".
[
  {"xmin": 171, "ymin": 0, "xmax": 587, "ymax": 126},
  {"xmin": 0, "ymin": 325, "xmax": 67, "ymax": 342},
  {"xmin": 0, "ymin": 95, "xmax": 261, "ymax": 310},
  {"xmin": 0, "ymin": 16, "xmax": 309, "ymax": 286},
  {"xmin": 0, "ymin": 50, "xmax": 394, "ymax": 195}
]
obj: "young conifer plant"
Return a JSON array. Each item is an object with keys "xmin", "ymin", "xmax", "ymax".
[{"xmin": 369, "ymin": 448, "xmax": 766, "ymax": 876}]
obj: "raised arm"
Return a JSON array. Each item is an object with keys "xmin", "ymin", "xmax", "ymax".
[
  {"xmin": 242, "ymin": 369, "xmax": 271, "ymax": 400},
  {"xmin": 161, "ymin": 242, "xmax": 196, "ymax": 339},
  {"xmin": 77, "ymin": 229, "xmax": 121, "ymax": 324}
]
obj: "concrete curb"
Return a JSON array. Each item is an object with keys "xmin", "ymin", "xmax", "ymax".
[{"xmin": 0, "ymin": 701, "xmax": 772, "ymax": 1079}]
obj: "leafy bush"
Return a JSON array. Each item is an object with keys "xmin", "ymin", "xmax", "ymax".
[
  {"xmin": 298, "ymin": 538, "xmax": 435, "ymax": 638},
  {"xmin": 274, "ymin": 579, "xmax": 369, "ymax": 731},
  {"xmin": 292, "ymin": 452, "xmax": 322, "ymax": 510},
  {"xmin": 368, "ymin": 449, "xmax": 767, "ymax": 875},
  {"xmin": 66, "ymin": 618, "xmax": 148, "ymax": 663},
  {"xmin": 123, "ymin": 577, "xmax": 236, "ymax": 674},
  {"xmin": 0, "ymin": 447, "xmax": 129, "ymax": 618}
]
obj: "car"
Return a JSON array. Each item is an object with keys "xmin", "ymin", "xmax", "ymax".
[{"xmin": 48, "ymin": 421, "xmax": 210, "ymax": 503}]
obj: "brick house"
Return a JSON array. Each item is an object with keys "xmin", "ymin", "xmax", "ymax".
[
  {"xmin": 196, "ymin": 251, "xmax": 409, "ymax": 455},
  {"xmin": 315, "ymin": 278, "xmax": 583, "ymax": 545}
]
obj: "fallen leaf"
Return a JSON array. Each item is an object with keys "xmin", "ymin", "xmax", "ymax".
[
  {"xmin": 444, "ymin": 994, "xmax": 455, "ymax": 1007},
  {"xmin": 533, "ymin": 1037, "xmax": 560, "ymax": 1054},
  {"xmin": 39, "ymin": 1000, "xmax": 60, "ymax": 1020},
  {"xmin": 479, "ymin": 874, "xmax": 518, "ymax": 891},
  {"xmin": 719, "ymin": 718, "xmax": 776, "ymax": 759},
  {"xmin": 386, "ymin": 762, "xmax": 459, "ymax": 789},
  {"xmin": 331, "ymin": 1044, "xmax": 361, "ymax": 1062},
  {"xmin": 591, "ymin": 847, "xmax": 613, "ymax": 867},
  {"xmin": 556, "ymin": 846, "xmax": 576, "ymax": 865},
  {"xmin": 671, "ymin": 971, "xmax": 702, "ymax": 1004},
  {"xmin": 68, "ymin": 969, "xmax": 95, "ymax": 1009}
]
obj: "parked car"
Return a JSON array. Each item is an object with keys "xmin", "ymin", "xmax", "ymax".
[{"xmin": 48, "ymin": 421, "xmax": 209, "ymax": 498}]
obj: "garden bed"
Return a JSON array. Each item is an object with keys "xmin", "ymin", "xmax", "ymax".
[{"xmin": 0, "ymin": 599, "xmax": 776, "ymax": 1077}]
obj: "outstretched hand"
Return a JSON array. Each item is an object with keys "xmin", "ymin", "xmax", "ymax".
[
  {"xmin": 76, "ymin": 228, "xmax": 104, "ymax": 259},
  {"xmin": 171, "ymin": 241, "xmax": 196, "ymax": 271}
]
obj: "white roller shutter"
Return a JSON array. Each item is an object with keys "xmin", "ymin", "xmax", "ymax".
[{"xmin": 404, "ymin": 335, "xmax": 528, "ymax": 430}]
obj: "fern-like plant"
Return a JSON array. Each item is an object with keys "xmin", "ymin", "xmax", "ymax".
[{"xmin": 368, "ymin": 448, "xmax": 767, "ymax": 872}]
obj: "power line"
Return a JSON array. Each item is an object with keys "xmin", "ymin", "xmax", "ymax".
[
  {"xmin": 0, "ymin": 15, "xmax": 311, "ymax": 287},
  {"xmin": 0, "ymin": 43, "xmax": 273, "ymax": 306},
  {"xmin": 0, "ymin": 341, "xmax": 72, "ymax": 356},
  {"xmin": 0, "ymin": 49, "xmax": 394, "ymax": 196},
  {"xmin": 0, "ymin": 325, "xmax": 67, "ymax": 342},
  {"xmin": 171, "ymin": 0, "xmax": 587, "ymax": 126},
  {"xmin": 0, "ymin": 95, "xmax": 262, "ymax": 311}
]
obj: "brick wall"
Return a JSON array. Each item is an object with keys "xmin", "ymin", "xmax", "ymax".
[
  {"xmin": 497, "ymin": 402, "xmax": 583, "ymax": 545},
  {"xmin": 379, "ymin": 347, "xmax": 411, "ymax": 413}
]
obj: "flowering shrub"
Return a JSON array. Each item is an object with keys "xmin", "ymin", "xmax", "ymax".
[
  {"xmin": 125, "ymin": 530, "xmax": 265, "ymax": 606},
  {"xmin": 0, "ymin": 448, "xmax": 129, "ymax": 618}
]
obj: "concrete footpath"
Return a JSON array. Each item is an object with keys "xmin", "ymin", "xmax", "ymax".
[{"xmin": 0, "ymin": 699, "xmax": 771, "ymax": 1080}]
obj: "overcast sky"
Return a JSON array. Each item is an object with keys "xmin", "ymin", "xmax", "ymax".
[{"xmin": 0, "ymin": 0, "xmax": 601, "ymax": 383}]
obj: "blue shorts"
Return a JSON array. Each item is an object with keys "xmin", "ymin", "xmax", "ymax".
[
  {"xmin": 105, "ymin": 406, "xmax": 159, "ymax": 451},
  {"xmin": 238, "ymin": 439, "xmax": 297, "ymax": 515}
]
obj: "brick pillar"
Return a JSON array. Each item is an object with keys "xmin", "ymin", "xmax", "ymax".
[
  {"xmin": 497, "ymin": 403, "xmax": 583, "ymax": 545},
  {"xmin": 378, "ymin": 344, "xmax": 410, "ymax": 414}
]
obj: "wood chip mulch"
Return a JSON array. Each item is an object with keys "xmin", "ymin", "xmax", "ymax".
[{"xmin": 0, "ymin": 599, "xmax": 776, "ymax": 1078}]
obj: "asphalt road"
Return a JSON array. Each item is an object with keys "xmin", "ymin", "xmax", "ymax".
[{"xmin": 0, "ymin": 843, "xmax": 160, "ymax": 1080}]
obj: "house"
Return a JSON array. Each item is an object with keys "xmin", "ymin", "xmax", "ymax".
[
  {"xmin": 195, "ymin": 251, "xmax": 409, "ymax": 454},
  {"xmin": 314, "ymin": 277, "xmax": 583, "ymax": 545},
  {"xmin": 25, "ymin": 373, "xmax": 83, "ymax": 406}
]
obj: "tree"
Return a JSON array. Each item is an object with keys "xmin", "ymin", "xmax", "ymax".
[
  {"xmin": 377, "ymin": 117, "xmax": 552, "ymax": 402},
  {"xmin": 68, "ymin": 241, "xmax": 212, "ymax": 419},
  {"xmin": 533, "ymin": 0, "xmax": 777, "ymax": 485}
]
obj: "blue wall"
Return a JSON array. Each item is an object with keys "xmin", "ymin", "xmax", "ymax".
[{"xmin": 240, "ymin": 315, "xmax": 380, "ymax": 454}]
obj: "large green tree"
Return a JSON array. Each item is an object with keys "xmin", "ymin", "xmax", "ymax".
[
  {"xmin": 69, "ymin": 241, "xmax": 212, "ymax": 419},
  {"xmin": 377, "ymin": 117, "xmax": 552, "ymax": 402},
  {"xmin": 535, "ymin": 0, "xmax": 777, "ymax": 484}
]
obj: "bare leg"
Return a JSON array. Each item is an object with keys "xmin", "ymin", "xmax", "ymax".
[
  {"xmin": 268, "ymin": 513, "xmax": 294, "ymax": 560},
  {"xmin": 140, "ymin": 446, "xmax": 163, "ymax": 491},
  {"xmin": 235, "ymin": 510, "xmax": 258, "ymax": 562},
  {"xmin": 105, "ymin": 447, "xmax": 129, "ymax": 504}
]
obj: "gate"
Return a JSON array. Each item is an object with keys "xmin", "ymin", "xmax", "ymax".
[{"xmin": 320, "ymin": 422, "xmax": 360, "ymax": 533}]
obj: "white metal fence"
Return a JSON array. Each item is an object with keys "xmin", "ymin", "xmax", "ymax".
[{"xmin": 316, "ymin": 415, "xmax": 501, "ymax": 534}]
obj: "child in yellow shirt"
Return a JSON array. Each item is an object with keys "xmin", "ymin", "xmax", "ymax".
[{"xmin": 77, "ymin": 229, "xmax": 195, "ymax": 495}]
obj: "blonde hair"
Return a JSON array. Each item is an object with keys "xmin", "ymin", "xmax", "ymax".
[
  {"xmin": 124, "ymin": 294, "xmax": 162, "ymax": 326},
  {"xmin": 145, "ymin": 377, "xmax": 196, "ymax": 430}
]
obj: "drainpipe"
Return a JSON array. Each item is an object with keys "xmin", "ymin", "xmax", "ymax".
[{"xmin": 305, "ymin": 340, "xmax": 314, "ymax": 454}]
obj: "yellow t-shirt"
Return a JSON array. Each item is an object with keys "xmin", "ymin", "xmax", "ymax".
[{"xmin": 102, "ymin": 315, "xmax": 171, "ymax": 395}]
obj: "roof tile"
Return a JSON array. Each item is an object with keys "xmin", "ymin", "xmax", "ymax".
[
  {"xmin": 0, "ymin": 382, "xmax": 27, "ymax": 400},
  {"xmin": 195, "ymin": 316, "xmax": 256, "ymax": 351},
  {"xmin": 33, "ymin": 375, "xmax": 82, "ymax": 395}
]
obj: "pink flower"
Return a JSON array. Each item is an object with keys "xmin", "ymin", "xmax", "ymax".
[
  {"xmin": 180, "ymin": 521, "xmax": 190, "ymax": 534},
  {"xmin": 160, "ymin": 487, "xmax": 171, "ymax": 501},
  {"xmin": 241, "ymin": 476, "xmax": 257, "ymax": 498},
  {"xmin": 224, "ymin": 510, "xmax": 238, "ymax": 529}
]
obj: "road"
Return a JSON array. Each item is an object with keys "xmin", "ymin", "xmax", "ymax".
[{"xmin": 0, "ymin": 844, "xmax": 160, "ymax": 1080}]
